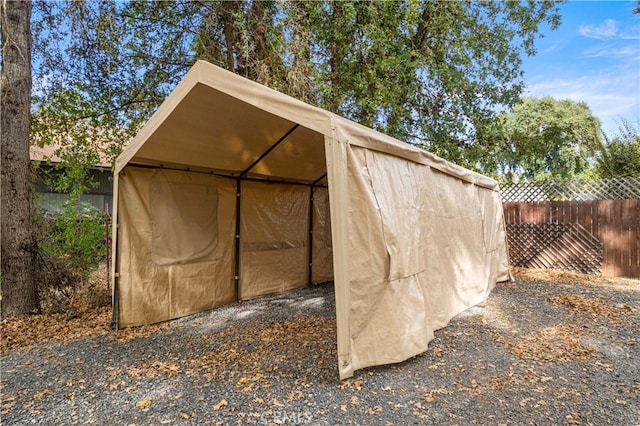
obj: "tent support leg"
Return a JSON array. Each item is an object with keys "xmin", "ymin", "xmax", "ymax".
[
  {"xmin": 308, "ymin": 186, "xmax": 314, "ymax": 287},
  {"xmin": 308, "ymin": 173, "xmax": 327, "ymax": 287},
  {"xmin": 112, "ymin": 275, "xmax": 119, "ymax": 330},
  {"xmin": 234, "ymin": 178, "xmax": 242, "ymax": 302}
]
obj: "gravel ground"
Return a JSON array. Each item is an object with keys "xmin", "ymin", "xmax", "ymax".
[{"xmin": 1, "ymin": 274, "xmax": 638, "ymax": 425}]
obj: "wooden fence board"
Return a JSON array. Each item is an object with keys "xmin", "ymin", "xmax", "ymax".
[
  {"xmin": 503, "ymin": 199, "xmax": 639, "ymax": 278},
  {"xmin": 631, "ymin": 199, "xmax": 638, "ymax": 278},
  {"xmin": 627, "ymin": 199, "xmax": 639, "ymax": 278},
  {"xmin": 621, "ymin": 200, "xmax": 631, "ymax": 275},
  {"xmin": 505, "ymin": 223, "xmax": 603, "ymax": 275}
]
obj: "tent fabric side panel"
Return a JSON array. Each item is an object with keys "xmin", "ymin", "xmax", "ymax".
[
  {"xmin": 238, "ymin": 180, "xmax": 309, "ymax": 300},
  {"xmin": 476, "ymin": 186, "xmax": 511, "ymax": 284},
  {"xmin": 325, "ymin": 137, "xmax": 353, "ymax": 380},
  {"xmin": 343, "ymin": 145, "xmax": 509, "ymax": 374},
  {"xmin": 311, "ymin": 186, "xmax": 334, "ymax": 283},
  {"xmin": 115, "ymin": 167, "xmax": 236, "ymax": 327}
]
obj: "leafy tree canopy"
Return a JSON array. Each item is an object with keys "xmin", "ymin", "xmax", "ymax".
[
  {"xmin": 31, "ymin": 0, "xmax": 563, "ymax": 185},
  {"xmin": 485, "ymin": 96, "xmax": 602, "ymax": 182}
]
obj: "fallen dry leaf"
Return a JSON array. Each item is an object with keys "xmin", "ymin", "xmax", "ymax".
[
  {"xmin": 365, "ymin": 405, "xmax": 382, "ymax": 415},
  {"xmin": 136, "ymin": 399, "xmax": 151, "ymax": 408},
  {"xmin": 510, "ymin": 324, "xmax": 592, "ymax": 362},
  {"xmin": 287, "ymin": 390, "xmax": 303, "ymax": 402},
  {"xmin": 114, "ymin": 322, "xmax": 170, "ymax": 343},
  {"xmin": 213, "ymin": 399, "xmax": 227, "ymax": 410},
  {"xmin": 187, "ymin": 316, "xmax": 336, "ymax": 382},
  {"xmin": 547, "ymin": 293, "xmax": 633, "ymax": 325},
  {"xmin": 33, "ymin": 389, "xmax": 53, "ymax": 401},
  {"xmin": 1, "ymin": 308, "xmax": 111, "ymax": 352},
  {"xmin": 513, "ymin": 267, "xmax": 605, "ymax": 286},
  {"xmin": 354, "ymin": 378, "xmax": 363, "ymax": 390}
]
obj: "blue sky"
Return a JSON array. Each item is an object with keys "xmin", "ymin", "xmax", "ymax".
[{"xmin": 521, "ymin": 1, "xmax": 640, "ymax": 135}]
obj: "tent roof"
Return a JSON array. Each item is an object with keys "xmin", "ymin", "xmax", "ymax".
[{"xmin": 116, "ymin": 60, "xmax": 498, "ymax": 190}]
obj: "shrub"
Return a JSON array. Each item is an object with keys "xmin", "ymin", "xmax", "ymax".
[
  {"xmin": 596, "ymin": 118, "xmax": 640, "ymax": 178},
  {"xmin": 34, "ymin": 200, "xmax": 108, "ymax": 313}
]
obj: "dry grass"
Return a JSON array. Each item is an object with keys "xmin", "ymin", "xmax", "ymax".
[
  {"xmin": 1, "ymin": 269, "xmax": 114, "ymax": 352},
  {"xmin": 38, "ymin": 268, "xmax": 111, "ymax": 315}
]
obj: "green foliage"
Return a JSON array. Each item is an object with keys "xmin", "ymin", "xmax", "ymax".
[
  {"xmin": 596, "ymin": 119, "xmax": 640, "ymax": 178},
  {"xmin": 299, "ymin": 0, "xmax": 564, "ymax": 168},
  {"xmin": 486, "ymin": 97, "xmax": 602, "ymax": 182},
  {"xmin": 34, "ymin": 198, "xmax": 107, "ymax": 297},
  {"xmin": 32, "ymin": 1, "xmax": 185, "ymax": 196},
  {"xmin": 32, "ymin": 0, "xmax": 564, "ymax": 174},
  {"xmin": 48, "ymin": 202, "xmax": 106, "ymax": 268},
  {"xmin": 31, "ymin": 87, "xmax": 130, "ymax": 199}
]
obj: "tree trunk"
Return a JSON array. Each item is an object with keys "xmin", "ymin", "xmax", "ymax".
[
  {"xmin": 1, "ymin": 0, "xmax": 39, "ymax": 317},
  {"xmin": 325, "ymin": 1, "xmax": 344, "ymax": 114},
  {"xmin": 249, "ymin": 0, "xmax": 269, "ymax": 85},
  {"xmin": 220, "ymin": 0, "xmax": 244, "ymax": 75}
]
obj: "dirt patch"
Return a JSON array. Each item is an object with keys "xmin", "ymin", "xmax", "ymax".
[
  {"xmin": 187, "ymin": 316, "xmax": 337, "ymax": 383},
  {"xmin": 512, "ymin": 267, "xmax": 638, "ymax": 288},
  {"xmin": 510, "ymin": 324, "xmax": 593, "ymax": 362},
  {"xmin": 547, "ymin": 292, "xmax": 635, "ymax": 325}
]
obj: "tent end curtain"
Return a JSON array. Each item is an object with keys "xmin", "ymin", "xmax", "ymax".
[{"xmin": 325, "ymin": 136, "xmax": 355, "ymax": 380}]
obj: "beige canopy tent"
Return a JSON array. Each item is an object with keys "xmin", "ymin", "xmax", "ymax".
[{"xmin": 112, "ymin": 60, "xmax": 510, "ymax": 379}]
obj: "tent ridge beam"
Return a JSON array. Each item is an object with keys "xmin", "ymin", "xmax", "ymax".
[
  {"xmin": 239, "ymin": 124, "xmax": 300, "ymax": 178},
  {"xmin": 125, "ymin": 163, "xmax": 327, "ymax": 187}
]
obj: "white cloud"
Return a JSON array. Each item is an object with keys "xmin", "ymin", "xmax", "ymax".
[
  {"xmin": 619, "ymin": 31, "xmax": 640, "ymax": 40},
  {"xmin": 578, "ymin": 19, "xmax": 619, "ymax": 39},
  {"xmin": 525, "ymin": 69, "xmax": 640, "ymax": 133},
  {"xmin": 582, "ymin": 43, "xmax": 640, "ymax": 58},
  {"xmin": 539, "ymin": 41, "xmax": 564, "ymax": 55}
]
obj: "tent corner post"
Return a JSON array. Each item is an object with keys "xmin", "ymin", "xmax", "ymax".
[
  {"xmin": 308, "ymin": 173, "xmax": 327, "ymax": 287},
  {"xmin": 110, "ymin": 172, "xmax": 121, "ymax": 331},
  {"xmin": 234, "ymin": 178, "xmax": 242, "ymax": 302},
  {"xmin": 307, "ymin": 186, "xmax": 314, "ymax": 287},
  {"xmin": 111, "ymin": 274, "xmax": 119, "ymax": 331}
]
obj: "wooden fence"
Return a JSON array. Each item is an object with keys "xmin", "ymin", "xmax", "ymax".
[{"xmin": 503, "ymin": 200, "xmax": 640, "ymax": 279}]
